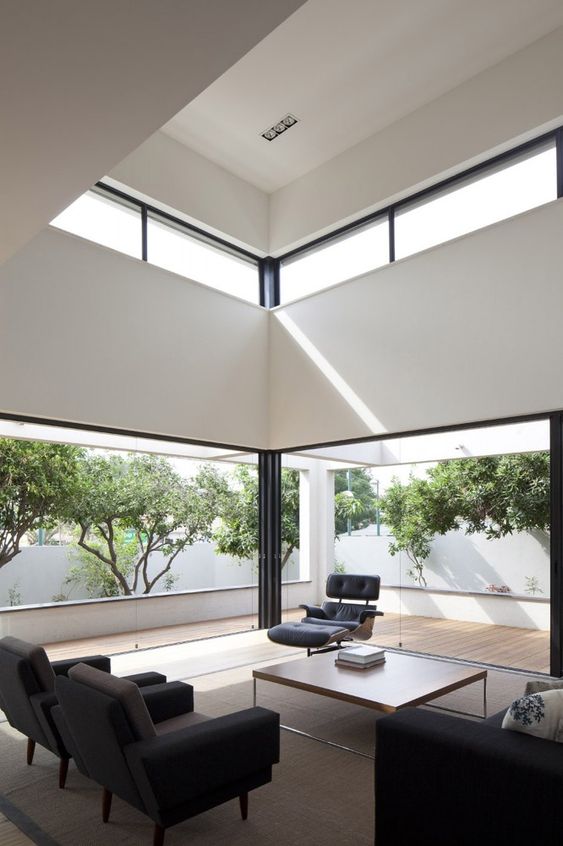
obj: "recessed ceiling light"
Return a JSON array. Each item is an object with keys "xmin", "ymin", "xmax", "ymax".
[{"xmin": 261, "ymin": 114, "xmax": 299, "ymax": 141}]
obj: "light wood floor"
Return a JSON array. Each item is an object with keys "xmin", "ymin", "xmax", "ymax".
[{"xmin": 43, "ymin": 609, "xmax": 550, "ymax": 673}]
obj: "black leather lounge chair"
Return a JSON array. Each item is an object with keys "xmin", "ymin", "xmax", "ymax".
[
  {"xmin": 268, "ymin": 573, "xmax": 383, "ymax": 653},
  {"xmin": 55, "ymin": 662, "xmax": 280, "ymax": 846}
]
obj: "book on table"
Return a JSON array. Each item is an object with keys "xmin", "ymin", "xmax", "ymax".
[{"xmin": 336, "ymin": 645, "xmax": 386, "ymax": 667}]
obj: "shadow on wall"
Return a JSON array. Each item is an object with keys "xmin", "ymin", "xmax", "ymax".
[{"xmin": 336, "ymin": 529, "xmax": 549, "ymax": 596}]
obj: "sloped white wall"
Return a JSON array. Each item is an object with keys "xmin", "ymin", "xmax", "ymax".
[
  {"xmin": 270, "ymin": 199, "xmax": 563, "ymax": 448},
  {"xmin": 0, "ymin": 229, "xmax": 269, "ymax": 449}
]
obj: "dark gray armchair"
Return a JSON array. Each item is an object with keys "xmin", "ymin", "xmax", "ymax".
[
  {"xmin": 56, "ymin": 662, "xmax": 280, "ymax": 846},
  {"xmin": 300, "ymin": 573, "xmax": 383, "ymax": 640},
  {"xmin": 0, "ymin": 636, "xmax": 165, "ymax": 787}
]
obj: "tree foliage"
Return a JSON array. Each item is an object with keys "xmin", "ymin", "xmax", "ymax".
[
  {"xmin": 379, "ymin": 452, "xmax": 550, "ymax": 586},
  {"xmin": 212, "ymin": 466, "xmax": 300, "ymax": 568},
  {"xmin": 0, "ymin": 439, "xmax": 83, "ymax": 569},
  {"xmin": 334, "ymin": 468, "xmax": 378, "ymax": 534},
  {"xmin": 64, "ymin": 453, "xmax": 224, "ymax": 596}
]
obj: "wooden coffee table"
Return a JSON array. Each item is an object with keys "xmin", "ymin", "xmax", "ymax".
[{"xmin": 253, "ymin": 650, "xmax": 487, "ymax": 758}]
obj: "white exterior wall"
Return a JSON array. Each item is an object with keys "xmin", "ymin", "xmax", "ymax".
[{"xmin": 0, "ymin": 580, "xmax": 315, "ymax": 645}]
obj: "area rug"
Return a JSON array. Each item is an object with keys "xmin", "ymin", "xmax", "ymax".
[{"xmin": 0, "ymin": 661, "xmax": 536, "ymax": 846}]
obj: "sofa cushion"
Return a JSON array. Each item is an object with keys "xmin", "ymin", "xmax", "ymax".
[
  {"xmin": 502, "ymin": 689, "xmax": 563, "ymax": 741},
  {"xmin": 0, "ymin": 636, "xmax": 55, "ymax": 693},
  {"xmin": 68, "ymin": 663, "xmax": 156, "ymax": 741},
  {"xmin": 525, "ymin": 678, "xmax": 563, "ymax": 695}
]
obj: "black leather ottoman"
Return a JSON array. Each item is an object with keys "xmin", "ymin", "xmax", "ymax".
[{"xmin": 267, "ymin": 621, "xmax": 350, "ymax": 652}]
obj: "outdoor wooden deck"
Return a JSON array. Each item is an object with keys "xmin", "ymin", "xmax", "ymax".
[{"xmin": 43, "ymin": 608, "xmax": 550, "ymax": 673}]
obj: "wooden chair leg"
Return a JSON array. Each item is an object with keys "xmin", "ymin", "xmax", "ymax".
[
  {"xmin": 239, "ymin": 792, "xmax": 248, "ymax": 821},
  {"xmin": 26, "ymin": 738, "xmax": 35, "ymax": 765},
  {"xmin": 59, "ymin": 758, "xmax": 69, "ymax": 789},
  {"xmin": 153, "ymin": 824, "xmax": 165, "ymax": 846},
  {"xmin": 102, "ymin": 788, "xmax": 113, "ymax": 823}
]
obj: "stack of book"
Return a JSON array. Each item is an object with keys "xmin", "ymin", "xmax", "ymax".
[{"xmin": 335, "ymin": 645, "xmax": 386, "ymax": 670}]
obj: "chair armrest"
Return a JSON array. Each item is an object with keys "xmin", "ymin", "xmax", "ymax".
[
  {"xmin": 140, "ymin": 682, "xmax": 194, "ymax": 724},
  {"xmin": 30, "ymin": 691, "xmax": 68, "ymax": 756},
  {"xmin": 299, "ymin": 604, "xmax": 326, "ymax": 619},
  {"xmin": 51, "ymin": 654, "xmax": 111, "ymax": 676},
  {"xmin": 376, "ymin": 709, "xmax": 563, "ymax": 844},
  {"xmin": 359, "ymin": 609, "xmax": 384, "ymax": 623},
  {"xmin": 125, "ymin": 707, "xmax": 279, "ymax": 815}
]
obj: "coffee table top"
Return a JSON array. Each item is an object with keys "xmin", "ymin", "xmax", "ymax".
[{"xmin": 253, "ymin": 651, "xmax": 486, "ymax": 713}]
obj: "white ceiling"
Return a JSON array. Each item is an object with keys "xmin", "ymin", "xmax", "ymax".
[
  {"xmin": 162, "ymin": 0, "xmax": 563, "ymax": 193},
  {"xmin": 0, "ymin": 0, "xmax": 305, "ymax": 265}
]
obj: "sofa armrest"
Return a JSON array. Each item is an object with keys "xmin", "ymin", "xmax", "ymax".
[
  {"xmin": 51, "ymin": 654, "xmax": 111, "ymax": 676},
  {"xmin": 125, "ymin": 707, "xmax": 279, "ymax": 815},
  {"xmin": 140, "ymin": 682, "xmax": 194, "ymax": 724},
  {"xmin": 299, "ymin": 604, "xmax": 326, "ymax": 619},
  {"xmin": 376, "ymin": 709, "xmax": 563, "ymax": 845}
]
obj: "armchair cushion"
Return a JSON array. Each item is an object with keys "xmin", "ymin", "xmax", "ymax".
[
  {"xmin": 68, "ymin": 663, "xmax": 155, "ymax": 741},
  {"xmin": 155, "ymin": 712, "xmax": 211, "ymax": 736},
  {"xmin": 125, "ymin": 707, "xmax": 279, "ymax": 816},
  {"xmin": 140, "ymin": 682, "xmax": 194, "ymax": 725},
  {"xmin": 326, "ymin": 573, "xmax": 380, "ymax": 601}
]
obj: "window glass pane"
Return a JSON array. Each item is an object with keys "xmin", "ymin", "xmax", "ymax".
[
  {"xmin": 51, "ymin": 190, "xmax": 142, "ymax": 259},
  {"xmin": 280, "ymin": 217, "xmax": 389, "ymax": 304},
  {"xmin": 395, "ymin": 143, "xmax": 557, "ymax": 260},
  {"xmin": 147, "ymin": 215, "xmax": 259, "ymax": 304}
]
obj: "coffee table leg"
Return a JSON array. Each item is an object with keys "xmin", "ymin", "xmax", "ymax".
[
  {"xmin": 253, "ymin": 677, "xmax": 257, "ymax": 707},
  {"xmin": 483, "ymin": 675, "xmax": 487, "ymax": 719}
]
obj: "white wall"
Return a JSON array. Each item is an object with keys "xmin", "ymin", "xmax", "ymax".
[
  {"xmin": 337, "ymin": 532, "xmax": 549, "ymax": 599},
  {"xmin": 270, "ymin": 199, "xmax": 563, "ymax": 448},
  {"xmin": 0, "ymin": 228, "xmax": 269, "ymax": 448},
  {"xmin": 269, "ymin": 27, "xmax": 563, "ymax": 253},
  {"xmin": 109, "ymin": 132, "xmax": 269, "ymax": 255},
  {"xmin": 0, "ymin": 580, "xmax": 316, "ymax": 645}
]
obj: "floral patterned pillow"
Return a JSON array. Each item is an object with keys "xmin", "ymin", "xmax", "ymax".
[{"xmin": 502, "ymin": 689, "xmax": 563, "ymax": 741}]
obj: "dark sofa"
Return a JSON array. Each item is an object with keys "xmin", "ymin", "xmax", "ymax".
[{"xmin": 375, "ymin": 707, "xmax": 563, "ymax": 845}]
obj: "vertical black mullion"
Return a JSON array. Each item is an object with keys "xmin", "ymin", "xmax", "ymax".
[
  {"xmin": 259, "ymin": 257, "xmax": 280, "ymax": 308},
  {"xmin": 258, "ymin": 452, "xmax": 282, "ymax": 628},
  {"xmin": 141, "ymin": 205, "xmax": 148, "ymax": 262},
  {"xmin": 556, "ymin": 128, "xmax": 563, "ymax": 199},
  {"xmin": 550, "ymin": 412, "xmax": 563, "ymax": 676},
  {"xmin": 388, "ymin": 207, "xmax": 395, "ymax": 263}
]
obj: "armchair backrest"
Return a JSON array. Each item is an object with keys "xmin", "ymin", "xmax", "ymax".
[
  {"xmin": 55, "ymin": 669, "xmax": 148, "ymax": 812},
  {"xmin": 0, "ymin": 636, "xmax": 57, "ymax": 746},
  {"xmin": 326, "ymin": 574, "xmax": 380, "ymax": 602},
  {"xmin": 0, "ymin": 636, "xmax": 56, "ymax": 692}
]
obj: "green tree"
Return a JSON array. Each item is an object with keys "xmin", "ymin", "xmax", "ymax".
[
  {"xmin": 379, "ymin": 452, "xmax": 549, "ymax": 586},
  {"xmin": 212, "ymin": 466, "xmax": 300, "ymax": 568},
  {"xmin": 65, "ymin": 453, "xmax": 223, "ymax": 595},
  {"xmin": 334, "ymin": 468, "xmax": 378, "ymax": 534},
  {"xmin": 0, "ymin": 439, "xmax": 83, "ymax": 569}
]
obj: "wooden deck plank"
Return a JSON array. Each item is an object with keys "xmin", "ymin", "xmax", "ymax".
[{"xmin": 42, "ymin": 609, "xmax": 550, "ymax": 674}]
